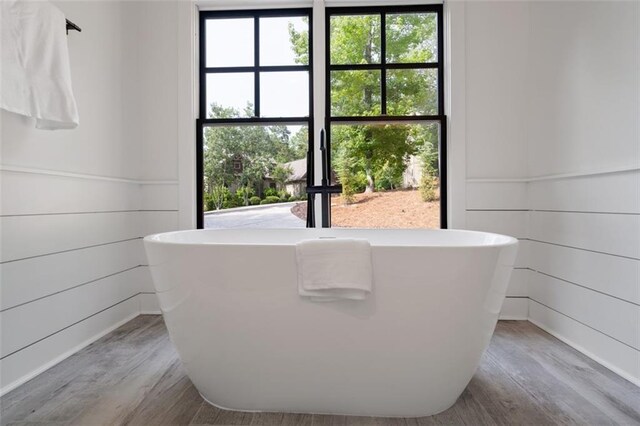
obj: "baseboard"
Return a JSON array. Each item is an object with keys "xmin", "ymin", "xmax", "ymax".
[
  {"xmin": 0, "ymin": 311, "xmax": 139, "ymax": 397},
  {"xmin": 138, "ymin": 292, "xmax": 161, "ymax": 314},
  {"xmin": 528, "ymin": 317, "xmax": 640, "ymax": 388},
  {"xmin": 499, "ymin": 297, "xmax": 529, "ymax": 320},
  {"xmin": 498, "ymin": 316, "xmax": 528, "ymax": 321}
]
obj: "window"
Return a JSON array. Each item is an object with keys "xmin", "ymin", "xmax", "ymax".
[
  {"xmin": 197, "ymin": 9, "xmax": 313, "ymax": 229},
  {"xmin": 326, "ymin": 5, "xmax": 446, "ymax": 229},
  {"xmin": 197, "ymin": 5, "xmax": 446, "ymax": 229}
]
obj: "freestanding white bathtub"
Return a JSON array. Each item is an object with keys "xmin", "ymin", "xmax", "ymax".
[{"xmin": 144, "ymin": 228, "xmax": 518, "ymax": 418}]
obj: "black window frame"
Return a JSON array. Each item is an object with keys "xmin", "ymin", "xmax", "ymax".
[
  {"xmin": 196, "ymin": 8, "xmax": 314, "ymax": 229},
  {"xmin": 325, "ymin": 4, "xmax": 447, "ymax": 228}
]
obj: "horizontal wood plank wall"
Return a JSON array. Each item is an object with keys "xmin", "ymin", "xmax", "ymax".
[
  {"xmin": 527, "ymin": 169, "xmax": 640, "ymax": 385},
  {"xmin": 137, "ymin": 183, "xmax": 180, "ymax": 315},
  {"xmin": 465, "ymin": 181, "xmax": 530, "ymax": 319},
  {"xmin": 0, "ymin": 170, "xmax": 179, "ymax": 395}
]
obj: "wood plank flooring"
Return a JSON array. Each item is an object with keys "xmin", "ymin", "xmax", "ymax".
[{"xmin": 1, "ymin": 316, "xmax": 639, "ymax": 425}]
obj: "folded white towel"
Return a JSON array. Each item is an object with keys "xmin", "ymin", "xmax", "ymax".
[
  {"xmin": 296, "ymin": 238, "xmax": 373, "ymax": 302},
  {"xmin": 1, "ymin": 0, "xmax": 79, "ymax": 129}
]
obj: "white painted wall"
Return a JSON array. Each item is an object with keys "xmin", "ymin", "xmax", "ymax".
[
  {"xmin": 524, "ymin": 1, "xmax": 639, "ymax": 385},
  {"xmin": 461, "ymin": 0, "xmax": 640, "ymax": 384},
  {"xmin": 458, "ymin": 1, "xmax": 530, "ymax": 319},
  {"xmin": 0, "ymin": 1, "xmax": 176, "ymax": 394},
  {"xmin": 120, "ymin": 0, "xmax": 183, "ymax": 310}
]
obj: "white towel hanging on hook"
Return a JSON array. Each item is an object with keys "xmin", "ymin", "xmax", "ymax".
[{"xmin": 0, "ymin": 0, "xmax": 79, "ymax": 130}]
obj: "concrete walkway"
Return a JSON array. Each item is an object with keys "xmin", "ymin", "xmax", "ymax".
[{"xmin": 204, "ymin": 202, "xmax": 306, "ymax": 229}]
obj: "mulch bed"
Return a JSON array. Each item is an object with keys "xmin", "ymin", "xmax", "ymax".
[{"xmin": 291, "ymin": 189, "xmax": 440, "ymax": 228}]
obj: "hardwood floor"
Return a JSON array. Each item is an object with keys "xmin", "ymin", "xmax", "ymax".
[{"xmin": 1, "ymin": 316, "xmax": 639, "ymax": 425}]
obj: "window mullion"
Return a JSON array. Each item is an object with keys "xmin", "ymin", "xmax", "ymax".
[
  {"xmin": 437, "ymin": 9, "xmax": 445, "ymax": 115},
  {"xmin": 199, "ymin": 13, "xmax": 207, "ymax": 120},
  {"xmin": 380, "ymin": 12, "xmax": 387, "ymax": 115},
  {"xmin": 254, "ymin": 16, "xmax": 260, "ymax": 117},
  {"xmin": 314, "ymin": 0, "xmax": 329, "ymax": 227}
]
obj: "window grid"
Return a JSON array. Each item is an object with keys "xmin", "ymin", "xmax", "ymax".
[
  {"xmin": 200, "ymin": 10, "xmax": 312, "ymax": 122},
  {"xmin": 325, "ymin": 5, "xmax": 447, "ymax": 228},
  {"xmin": 197, "ymin": 9, "xmax": 314, "ymax": 229}
]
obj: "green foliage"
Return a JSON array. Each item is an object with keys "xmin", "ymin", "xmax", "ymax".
[
  {"xmin": 271, "ymin": 164, "xmax": 294, "ymax": 190},
  {"xmin": 419, "ymin": 131, "xmax": 440, "ymax": 202},
  {"xmin": 260, "ymin": 196, "xmax": 281, "ymax": 205},
  {"xmin": 278, "ymin": 190, "xmax": 291, "ymax": 201},
  {"xmin": 330, "ymin": 15, "xmax": 381, "ymax": 65},
  {"xmin": 386, "ymin": 69, "xmax": 437, "ymax": 115},
  {"xmin": 328, "ymin": 16, "xmax": 381, "ymax": 117},
  {"xmin": 203, "ymin": 193, "xmax": 214, "ymax": 212},
  {"xmin": 288, "ymin": 18, "xmax": 309, "ymax": 65},
  {"xmin": 333, "ymin": 150, "xmax": 360, "ymax": 204},
  {"xmin": 210, "ymin": 184, "xmax": 228, "ymax": 210},
  {"xmin": 290, "ymin": 14, "xmax": 438, "ymax": 196},
  {"xmin": 223, "ymin": 197, "xmax": 240, "ymax": 209},
  {"xmin": 204, "ymin": 185, "xmax": 231, "ymax": 211},
  {"xmin": 236, "ymin": 186, "xmax": 255, "ymax": 206},
  {"xmin": 249, "ymin": 196, "xmax": 261, "ymax": 206},
  {"xmin": 376, "ymin": 161, "xmax": 404, "ymax": 191},
  {"xmin": 203, "ymin": 103, "xmax": 306, "ymax": 209},
  {"xmin": 202, "ymin": 12, "xmax": 439, "ymax": 208},
  {"xmin": 288, "ymin": 127, "xmax": 309, "ymax": 160},
  {"xmin": 420, "ymin": 174, "xmax": 438, "ymax": 202},
  {"xmin": 330, "ymin": 124, "xmax": 417, "ymax": 194},
  {"xmin": 264, "ymin": 187, "xmax": 279, "ymax": 197},
  {"xmin": 385, "ymin": 13, "xmax": 437, "ymax": 63}
]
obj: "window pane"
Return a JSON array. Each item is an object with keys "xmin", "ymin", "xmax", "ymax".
[
  {"xmin": 387, "ymin": 68, "xmax": 438, "ymax": 115},
  {"xmin": 386, "ymin": 13, "xmax": 437, "ymax": 63},
  {"xmin": 202, "ymin": 125, "xmax": 309, "ymax": 228},
  {"xmin": 330, "ymin": 15, "xmax": 381, "ymax": 65},
  {"xmin": 260, "ymin": 72, "xmax": 309, "ymax": 117},
  {"xmin": 260, "ymin": 16, "xmax": 309, "ymax": 66},
  {"xmin": 330, "ymin": 70, "xmax": 381, "ymax": 116},
  {"xmin": 330, "ymin": 122, "xmax": 440, "ymax": 228},
  {"xmin": 206, "ymin": 73, "xmax": 254, "ymax": 118},
  {"xmin": 206, "ymin": 19, "xmax": 254, "ymax": 67}
]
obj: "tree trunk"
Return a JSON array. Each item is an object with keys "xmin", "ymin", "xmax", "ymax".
[
  {"xmin": 241, "ymin": 182, "xmax": 250, "ymax": 206},
  {"xmin": 362, "ymin": 22, "xmax": 376, "ymax": 194},
  {"xmin": 364, "ymin": 152, "xmax": 375, "ymax": 193}
]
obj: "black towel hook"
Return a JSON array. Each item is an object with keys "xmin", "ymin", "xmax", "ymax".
[{"xmin": 66, "ymin": 19, "xmax": 81, "ymax": 34}]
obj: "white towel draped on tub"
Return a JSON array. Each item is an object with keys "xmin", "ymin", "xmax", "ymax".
[
  {"xmin": 1, "ymin": 0, "xmax": 79, "ymax": 129},
  {"xmin": 296, "ymin": 238, "xmax": 373, "ymax": 302}
]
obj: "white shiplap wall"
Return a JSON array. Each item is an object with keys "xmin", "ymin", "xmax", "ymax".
[
  {"xmin": 527, "ymin": 170, "xmax": 640, "ymax": 385},
  {"xmin": 465, "ymin": 180, "xmax": 530, "ymax": 319},
  {"xmin": 523, "ymin": 1, "xmax": 640, "ymax": 385},
  {"xmin": 0, "ymin": 1, "xmax": 179, "ymax": 395},
  {"xmin": 0, "ymin": 172, "xmax": 177, "ymax": 395},
  {"xmin": 460, "ymin": 1, "xmax": 531, "ymax": 320},
  {"xmin": 460, "ymin": 5, "xmax": 640, "ymax": 392},
  {"xmin": 126, "ymin": 0, "xmax": 183, "ymax": 314}
]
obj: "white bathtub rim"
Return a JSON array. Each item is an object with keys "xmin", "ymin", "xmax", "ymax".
[{"xmin": 144, "ymin": 228, "xmax": 518, "ymax": 250}]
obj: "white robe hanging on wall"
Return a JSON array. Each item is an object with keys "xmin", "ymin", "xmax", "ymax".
[{"xmin": 0, "ymin": 0, "xmax": 79, "ymax": 130}]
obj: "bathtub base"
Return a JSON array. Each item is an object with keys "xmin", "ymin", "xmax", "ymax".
[
  {"xmin": 145, "ymin": 229, "xmax": 518, "ymax": 420},
  {"xmin": 198, "ymin": 391, "xmax": 460, "ymax": 419}
]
